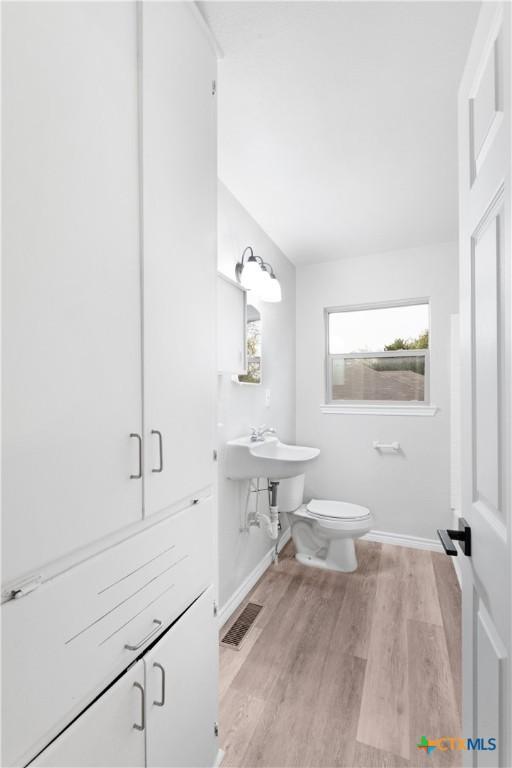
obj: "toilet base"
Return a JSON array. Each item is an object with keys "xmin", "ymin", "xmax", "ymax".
[
  {"xmin": 288, "ymin": 511, "xmax": 370, "ymax": 573},
  {"xmin": 295, "ymin": 536, "xmax": 358, "ymax": 572}
]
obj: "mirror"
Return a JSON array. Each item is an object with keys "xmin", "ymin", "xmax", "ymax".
[{"xmin": 238, "ymin": 304, "xmax": 261, "ymax": 384}]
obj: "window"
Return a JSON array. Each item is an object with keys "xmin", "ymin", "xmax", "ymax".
[{"xmin": 325, "ymin": 300, "xmax": 430, "ymax": 404}]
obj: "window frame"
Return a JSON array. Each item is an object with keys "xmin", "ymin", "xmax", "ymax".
[{"xmin": 324, "ymin": 298, "xmax": 432, "ymax": 408}]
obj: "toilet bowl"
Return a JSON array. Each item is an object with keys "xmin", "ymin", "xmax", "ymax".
[{"xmin": 279, "ymin": 476, "xmax": 373, "ymax": 572}]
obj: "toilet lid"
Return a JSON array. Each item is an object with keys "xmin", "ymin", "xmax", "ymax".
[{"xmin": 306, "ymin": 499, "xmax": 371, "ymax": 521}]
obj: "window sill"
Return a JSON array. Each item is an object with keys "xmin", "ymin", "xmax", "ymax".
[{"xmin": 320, "ymin": 403, "xmax": 438, "ymax": 416}]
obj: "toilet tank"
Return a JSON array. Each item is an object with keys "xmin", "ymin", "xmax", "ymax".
[{"xmin": 277, "ymin": 474, "xmax": 305, "ymax": 512}]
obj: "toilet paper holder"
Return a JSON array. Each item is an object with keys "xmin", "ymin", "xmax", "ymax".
[{"xmin": 373, "ymin": 441, "xmax": 400, "ymax": 452}]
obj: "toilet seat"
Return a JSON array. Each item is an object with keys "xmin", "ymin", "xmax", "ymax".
[{"xmin": 306, "ymin": 498, "xmax": 371, "ymax": 523}]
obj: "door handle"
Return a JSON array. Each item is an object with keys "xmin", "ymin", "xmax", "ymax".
[
  {"xmin": 153, "ymin": 662, "xmax": 166, "ymax": 707},
  {"xmin": 437, "ymin": 517, "xmax": 471, "ymax": 557},
  {"xmin": 130, "ymin": 433, "xmax": 143, "ymax": 479},
  {"xmin": 133, "ymin": 682, "xmax": 145, "ymax": 731},
  {"xmin": 124, "ymin": 619, "xmax": 162, "ymax": 651},
  {"xmin": 151, "ymin": 429, "xmax": 164, "ymax": 473}
]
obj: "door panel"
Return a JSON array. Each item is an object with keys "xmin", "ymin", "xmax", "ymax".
[
  {"xmin": 458, "ymin": 4, "xmax": 511, "ymax": 766},
  {"xmin": 29, "ymin": 662, "xmax": 145, "ymax": 768},
  {"xmin": 142, "ymin": 2, "xmax": 217, "ymax": 516},
  {"xmin": 476, "ymin": 607, "xmax": 505, "ymax": 768},
  {"xmin": 473, "ymin": 212, "xmax": 501, "ymax": 515},
  {"xmin": 470, "ymin": 34, "xmax": 502, "ymax": 178},
  {"xmin": 1, "ymin": 2, "xmax": 143, "ymax": 586},
  {"xmin": 145, "ymin": 586, "xmax": 219, "ymax": 768}
]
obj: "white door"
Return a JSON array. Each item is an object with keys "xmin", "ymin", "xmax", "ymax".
[
  {"xmin": 458, "ymin": 4, "xmax": 511, "ymax": 765},
  {"xmin": 142, "ymin": 2, "xmax": 217, "ymax": 517},
  {"xmin": 2, "ymin": 2, "xmax": 143, "ymax": 585},
  {"xmin": 30, "ymin": 662, "xmax": 145, "ymax": 768},
  {"xmin": 145, "ymin": 587, "xmax": 219, "ymax": 768}
]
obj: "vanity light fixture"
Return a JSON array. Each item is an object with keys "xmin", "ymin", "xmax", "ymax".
[
  {"xmin": 235, "ymin": 246, "xmax": 282, "ymax": 303},
  {"xmin": 259, "ymin": 262, "xmax": 282, "ymax": 303},
  {"xmin": 235, "ymin": 247, "xmax": 263, "ymax": 291}
]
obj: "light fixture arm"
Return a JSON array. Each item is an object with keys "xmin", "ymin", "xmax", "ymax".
[{"xmin": 261, "ymin": 261, "xmax": 276, "ymax": 278}]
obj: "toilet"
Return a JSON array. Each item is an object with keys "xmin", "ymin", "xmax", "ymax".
[{"xmin": 279, "ymin": 475, "xmax": 373, "ymax": 572}]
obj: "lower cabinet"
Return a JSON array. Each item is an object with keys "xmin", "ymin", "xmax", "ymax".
[
  {"xmin": 30, "ymin": 587, "xmax": 218, "ymax": 768},
  {"xmin": 30, "ymin": 662, "xmax": 146, "ymax": 768},
  {"xmin": 145, "ymin": 586, "xmax": 219, "ymax": 768}
]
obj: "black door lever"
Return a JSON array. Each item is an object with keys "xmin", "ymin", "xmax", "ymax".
[{"xmin": 437, "ymin": 518, "xmax": 471, "ymax": 557}]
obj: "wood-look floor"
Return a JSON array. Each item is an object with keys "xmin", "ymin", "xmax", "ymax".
[{"xmin": 219, "ymin": 540, "xmax": 461, "ymax": 768}]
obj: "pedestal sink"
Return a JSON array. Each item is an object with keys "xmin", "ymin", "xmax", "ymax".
[{"xmin": 226, "ymin": 435, "xmax": 320, "ymax": 480}]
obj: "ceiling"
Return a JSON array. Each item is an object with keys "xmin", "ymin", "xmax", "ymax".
[{"xmin": 199, "ymin": 1, "xmax": 480, "ymax": 264}]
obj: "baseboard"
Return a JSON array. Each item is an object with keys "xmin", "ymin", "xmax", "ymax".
[
  {"xmin": 363, "ymin": 528, "xmax": 443, "ymax": 553},
  {"xmin": 213, "ymin": 748, "xmax": 225, "ymax": 768},
  {"xmin": 217, "ymin": 527, "xmax": 291, "ymax": 628}
]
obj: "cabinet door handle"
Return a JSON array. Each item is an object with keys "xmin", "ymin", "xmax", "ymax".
[
  {"xmin": 130, "ymin": 433, "xmax": 143, "ymax": 479},
  {"xmin": 153, "ymin": 662, "xmax": 166, "ymax": 707},
  {"xmin": 151, "ymin": 429, "xmax": 164, "ymax": 473},
  {"xmin": 124, "ymin": 619, "xmax": 162, "ymax": 651},
  {"xmin": 133, "ymin": 682, "xmax": 145, "ymax": 731}
]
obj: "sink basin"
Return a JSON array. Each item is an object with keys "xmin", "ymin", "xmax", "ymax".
[{"xmin": 226, "ymin": 435, "xmax": 320, "ymax": 480}]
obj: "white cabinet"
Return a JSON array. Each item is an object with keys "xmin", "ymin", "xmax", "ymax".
[
  {"xmin": 2, "ymin": 1, "xmax": 143, "ymax": 586},
  {"xmin": 142, "ymin": 2, "xmax": 217, "ymax": 518},
  {"xmin": 217, "ymin": 273, "xmax": 247, "ymax": 374},
  {"xmin": 145, "ymin": 586, "xmax": 219, "ymax": 768},
  {"xmin": 3, "ymin": 4, "xmax": 218, "ymax": 767},
  {"xmin": 2, "ymin": 498, "xmax": 214, "ymax": 768},
  {"xmin": 2, "ymin": 1, "xmax": 217, "ymax": 586},
  {"xmin": 29, "ymin": 589, "xmax": 218, "ymax": 768},
  {"xmin": 30, "ymin": 662, "xmax": 146, "ymax": 768}
]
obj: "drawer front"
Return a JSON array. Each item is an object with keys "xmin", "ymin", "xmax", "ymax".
[{"xmin": 2, "ymin": 496, "xmax": 214, "ymax": 767}]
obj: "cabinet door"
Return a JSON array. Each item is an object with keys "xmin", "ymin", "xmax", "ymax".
[
  {"xmin": 2, "ymin": 2, "xmax": 143, "ymax": 585},
  {"xmin": 145, "ymin": 586, "xmax": 219, "ymax": 768},
  {"xmin": 30, "ymin": 662, "xmax": 145, "ymax": 768},
  {"xmin": 217, "ymin": 274, "xmax": 247, "ymax": 374},
  {"xmin": 142, "ymin": 2, "xmax": 217, "ymax": 516}
]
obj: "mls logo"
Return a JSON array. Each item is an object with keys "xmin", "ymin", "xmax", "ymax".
[{"xmin": 417, "ymin": 736, "xmax": 437, "ymax": 754}]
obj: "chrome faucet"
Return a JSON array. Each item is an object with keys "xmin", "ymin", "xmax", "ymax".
[{"xmin": 249, "ymin": 425, "xmax": 277, "ymax": 442}]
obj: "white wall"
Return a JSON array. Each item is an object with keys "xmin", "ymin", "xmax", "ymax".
[
  {"xmin": 296, "ymin": 242, "xmax": 458, "ymax": 542},
  {"xmin": 217, "ymin": 181, "xmax": 296, "ymax": 610}
]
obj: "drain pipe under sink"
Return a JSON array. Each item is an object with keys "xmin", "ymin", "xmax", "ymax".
[{"xmin": 258, "ymin": 480, "xmax": 280, "ymax": 540}]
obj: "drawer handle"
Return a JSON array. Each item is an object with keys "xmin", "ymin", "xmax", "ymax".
[
  {"xmin": 124, "ymin": 619, "xmax": 162, "ymax": 651},
  {"xmin": 130, "ymin": 433, "xmax": 143, "ymax": 479},
  {"xmin": 153, "ymin": 662, "xmax": 166, "ymax": 707},
  {"xmin": 133, "ymin": 682, "xmax": 145, "ymax": 731},
  {"xmin": 151, "ymin": 429, "xmax": 164, "ymax": 473}
]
